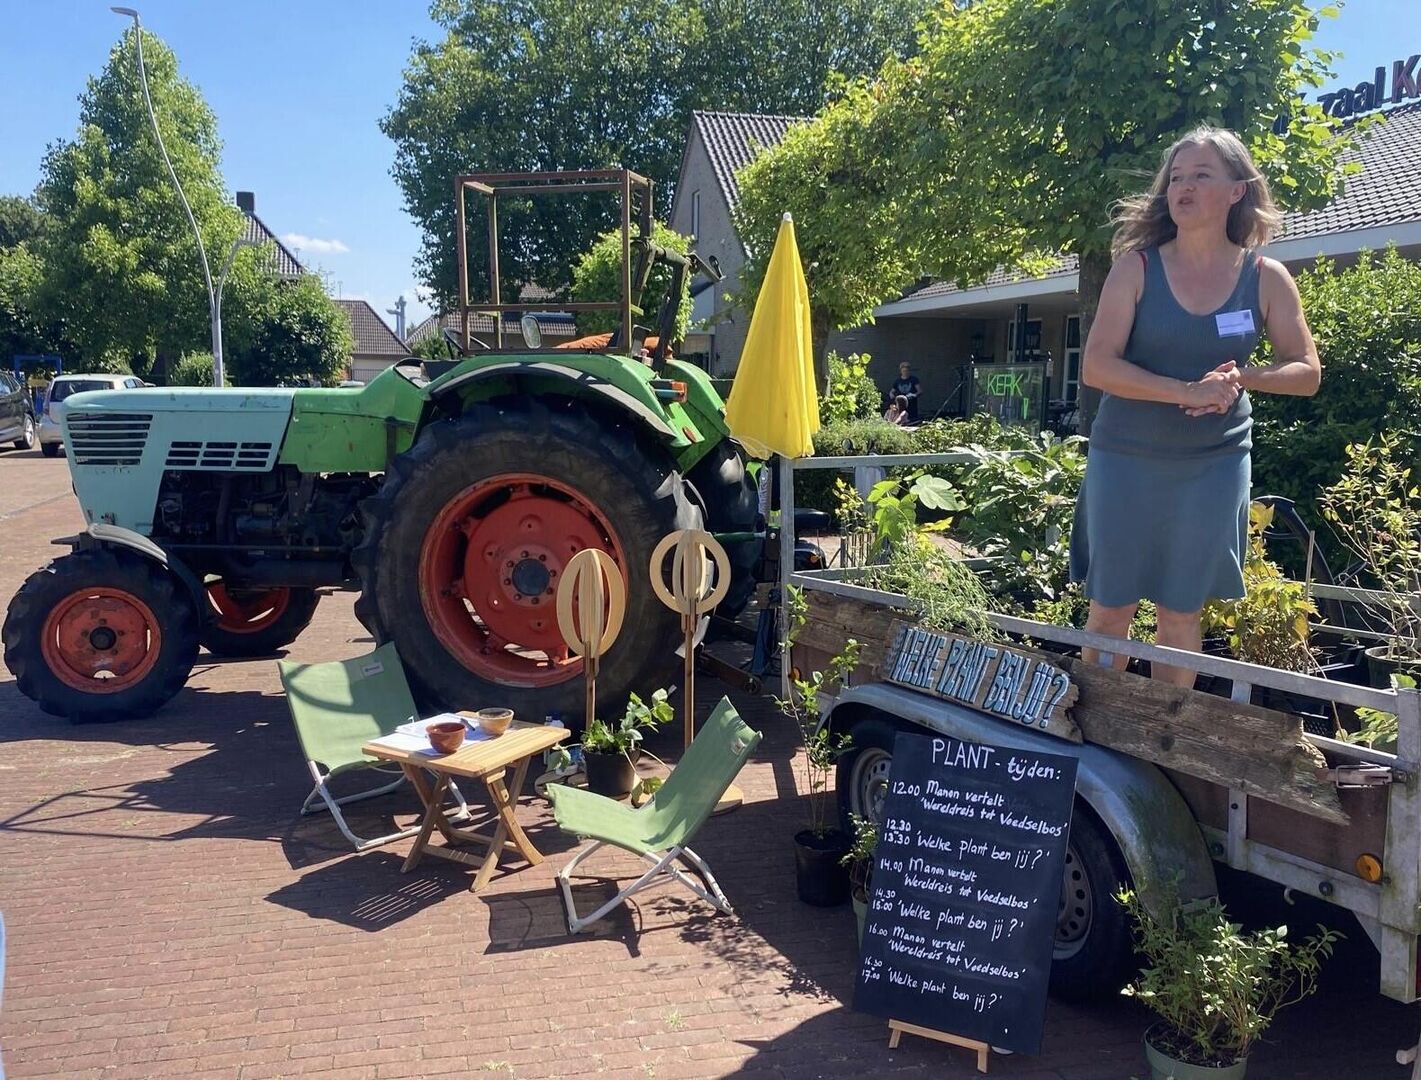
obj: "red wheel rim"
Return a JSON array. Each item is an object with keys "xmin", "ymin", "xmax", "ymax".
[
  {"xmin": 40, "ymin": 587, "xmax": 163, "ymax": 694},
  {"xmin": 206, "ymin": 583, "xmax": 292, "ymax": 634},
  {"xmin": 417, "ymin": 473, "xmax": 627, "ymax": 688}
]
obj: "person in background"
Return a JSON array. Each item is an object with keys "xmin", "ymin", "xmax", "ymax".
[
  {"xmin": 888, "ymin": 362, "xmax": 921, "ymax": 421},
  {"xmin": 1070, "ymin": 125, "xmax": 1320, "ymax": 686},
  {"xmin": 883, "ymin": 394, "xmax": 911, "ymax": 426}
]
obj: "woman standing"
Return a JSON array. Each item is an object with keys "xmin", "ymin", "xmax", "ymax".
[{"xmin": 1070, "ymin": 127, "xmax": 1321, "ymax": 686}]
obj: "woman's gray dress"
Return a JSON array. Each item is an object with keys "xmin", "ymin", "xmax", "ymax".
[{"xmin": 1069, "ymin": 246, "xmax": 1263, "ymax": 613}]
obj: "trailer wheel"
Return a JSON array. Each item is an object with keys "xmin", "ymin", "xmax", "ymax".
[
  {"xmin": 836, "ymin": 714, "xmax": 903, "ymax": 833},
  {"xmin": 1049, "ymin": 806, "xmax": 1136, "ymax": 1002},
  {"xmin": 2, "ymin": 548, "xmax": 199, "ymax": 720},
  {"xmin": 199, "ymin": 583, "xmax": 320, "ymax": 657}
]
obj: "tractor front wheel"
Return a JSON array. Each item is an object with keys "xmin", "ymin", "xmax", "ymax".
[
  {"xmin": 2, "ymin": 548, "xmax": 199, "ymax": 720},
  {"xmin": 354, "ymin": 401, "xmax": 701, "ymax": 718},
  {"xmin": 199, "ymin": 582, "xmax": 320, "ymax": 657}
]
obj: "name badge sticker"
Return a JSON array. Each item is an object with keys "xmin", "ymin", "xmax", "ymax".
[{"xmin": 1215, "ymin": 309, "xmax": 1255, "ymax": 337}]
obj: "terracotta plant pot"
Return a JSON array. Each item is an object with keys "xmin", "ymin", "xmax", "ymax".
[
  {"xmin": 584, "ymin": 748, "xmax": 639, "ymax": 798},
  {"xmin": 425, "ymin": 721, "xmax": 465, "ymax": 755},
  {"xmin": 794, "ymin": 829, "xmax": 851, "ymax": 907},
  {"xmin": 1143, "ymin": 1025, "xmax": 1248, "ymax": 1080},
  {"xmin": 475, "ymin": 707, "xmax": 514, "ymax": 736}
]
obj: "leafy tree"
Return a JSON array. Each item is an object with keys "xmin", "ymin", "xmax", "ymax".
[
  {"xmin": 736, "ymin": 0, "xmax": 1356, "ymax": 416},
  {"xmin": 168, "ymin": 350, "xmax": 228, "ymax": 387},
  {"xmin": 382, "ymin": 0, "xmax": 931, "ymax": 309},
  {"xmin": 34, "ymin": 28, "xmax": 244, "ymax": 379},
  {"xmin": 1252, "ymin": 246, "xmax": 1421, "ymax": 518},
  {"xmin": 0, "ymin": 196, "xmax": 48, "ymax": 250},
  {"xmin": 225, "ymin": 271, "xmax": 353, "ymax": 387},
  {"xmin": 570, "ymin": 222, "xmax": 691, "ymax": 338}
]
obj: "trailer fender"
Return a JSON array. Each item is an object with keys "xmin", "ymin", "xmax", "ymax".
[
  {"xmin": 78, "ymin": 524, "xmax": 207, "ymax": 615},
  {"xmin": 825, "ymin": 683, "xmax": 1217, "ymax": 920}
]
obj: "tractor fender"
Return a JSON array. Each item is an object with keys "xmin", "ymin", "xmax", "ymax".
[
  {"xmin": 824, "ymin": 682, "xmax": 1217, "ymax": 921},
  {"xmin": 430, "ymin": 361, "xmax": 679, "ymax": 440},
  {"xmin": 78, "ymin": 524, "xmax": 208, "ymax": 616}
]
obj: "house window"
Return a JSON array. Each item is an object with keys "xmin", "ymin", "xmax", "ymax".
[
  {"xmin": 1006, "ymin": 318, "xmax": 1042, "ymax": 359},
  {"xmin": 1063, "ymin": 315, "xmax": 1082, "ymax": 402},
  {"xmin": 691, "ymin": 191, "xmax": 700, "ymax": 241}
]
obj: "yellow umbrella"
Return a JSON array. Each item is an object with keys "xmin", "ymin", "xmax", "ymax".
[{"xmin": 724, "ymin": 212, "xmax": 819, "ymax": 459}]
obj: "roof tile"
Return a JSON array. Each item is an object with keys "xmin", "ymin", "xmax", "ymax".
[
  {"xmin": 691, "ymin": 111, "xmax": 809, "ymax": 209},
  {"xmin": 335, "ymin": 299, "xmax": 407, "ymax": 357}
]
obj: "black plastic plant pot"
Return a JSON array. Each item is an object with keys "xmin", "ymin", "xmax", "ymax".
[
  {"xmin": 794, "ymin": 829, "xmax": 851, "ymax": 907},
  {"xmin": 1365, "ymin": 646, "xmax": 1421, "ymax": 690},
  {"xmin": 584, "ymin": 748, "xmax": 639, "ymax": 798}
]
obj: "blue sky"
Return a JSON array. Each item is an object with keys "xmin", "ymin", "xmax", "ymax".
[{"xmin": 1, "ymin": 1, "xmax": 1417, "ymax": 337}]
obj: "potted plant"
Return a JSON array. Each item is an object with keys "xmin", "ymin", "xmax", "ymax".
[
  {"xmin": 778, "ymin": 585, "xmax": 859, "ymax": 906},
  {"xmin": 1117, "ymin": 888, "xmax": 1339, "ymax": 1079},
  {"xmin": 578, "ymin": 689, "xmax": 674, "ymax": 798},
  {"xmin": 1319, "ymin": 436, "xmax": 1421, "ymax": 688},
  {"xmin": 840, "ymin": 813, "xmax": 879, "ymax": 944}
]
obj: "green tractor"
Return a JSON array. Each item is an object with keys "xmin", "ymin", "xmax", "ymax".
[{"xmin": 3, "ymin": 170, "xmax": 759, "ymax": 721}]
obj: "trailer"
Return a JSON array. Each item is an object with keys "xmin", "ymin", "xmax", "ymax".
[{"xmin": 772, "ymin": 451, "xmax": 1421, "ymax": 1017}]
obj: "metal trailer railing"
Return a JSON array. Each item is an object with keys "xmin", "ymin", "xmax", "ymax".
[{"xmin": 774, "ymin": 451, "xmax": 1421, "ymax": 1003}]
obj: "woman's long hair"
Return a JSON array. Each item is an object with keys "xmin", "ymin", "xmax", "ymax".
[{"xmin": 1111, "ymin": 126, "xmax": 1284, "ymax": 258}]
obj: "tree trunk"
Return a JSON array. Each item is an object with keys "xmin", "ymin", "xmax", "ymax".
[{"xmin": 1075, "ymin": 247, "xmax": 1112, "ymax": 437}]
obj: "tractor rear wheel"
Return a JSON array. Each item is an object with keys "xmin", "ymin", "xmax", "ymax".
[
  {"xmin": 353, "ymin": 401, "xmax": 701, "ymax": 719},
  {"xmin": 2, "ymin": 548, "xmax": 199, "ymax": 720},
  {"xmin": 199, "ymin": 582, "xmax": 320, "ymax": 657},
  {"xmin": 687, "ymin": 441, "xmax": 759, "ymax": 620}
]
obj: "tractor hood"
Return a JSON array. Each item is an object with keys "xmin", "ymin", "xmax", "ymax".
[{"xmin": 57, "ymin": 387, "xmax": 297, "ymax": 535}]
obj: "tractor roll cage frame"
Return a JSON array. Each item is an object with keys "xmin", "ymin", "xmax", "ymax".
[{"xmin": 455, "ymin": 168, "xmax": 653, "ymax": 356}]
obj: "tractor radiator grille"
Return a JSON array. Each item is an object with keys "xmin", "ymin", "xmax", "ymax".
[
  {"xmin": 165, "ymin": 440, "xmax": 277, "ymax": 471},
  {"xmin": 66, "ymin": 412, "xmax": 153, "ymax": 466}
]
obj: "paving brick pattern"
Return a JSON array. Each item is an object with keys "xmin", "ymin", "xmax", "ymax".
[{"xmin": 0, "ymin": 451, "xmax": 1418, "ymax": 1079}]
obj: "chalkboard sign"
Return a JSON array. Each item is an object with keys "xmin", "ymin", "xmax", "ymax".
[{"xmin": 853, "ymin": 731, "xmax": 1079, "ymax": 1056}]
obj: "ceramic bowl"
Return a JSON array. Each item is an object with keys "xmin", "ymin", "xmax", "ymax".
[
  {"xmin": 426, "ymin": 720, "xmax": 466, "ymax": 754},
  {"xmin": 475, "ymin": 707, "xmax": 514, "ymax": 736}
]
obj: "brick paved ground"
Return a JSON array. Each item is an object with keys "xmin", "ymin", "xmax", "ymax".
[{"xmin": 1, "ymin": 450, "xmax": 1419, "ymax": 1079}]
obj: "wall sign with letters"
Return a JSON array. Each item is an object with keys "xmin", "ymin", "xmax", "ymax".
[
  {"xmin": 1273, "ymin": 53, "xmax": 1421, "ymax": 130},
  {"xmin": 883, "ymin": 621, "xmax": 1080, "ymax": 742}
]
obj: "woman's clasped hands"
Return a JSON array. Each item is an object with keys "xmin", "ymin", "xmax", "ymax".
[{"xmin": 1180, "ymin": 359, "xmax": 1242, "ymax": 416}]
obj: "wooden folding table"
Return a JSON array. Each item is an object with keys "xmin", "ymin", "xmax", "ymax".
[{"xmin": 362, "ymin": 718, "xmax": 569, "ymax": 891}]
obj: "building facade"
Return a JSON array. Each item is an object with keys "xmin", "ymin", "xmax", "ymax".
[{"xmin": 674, "ymin": 99, "xmax": 1421, "ymax": 422}]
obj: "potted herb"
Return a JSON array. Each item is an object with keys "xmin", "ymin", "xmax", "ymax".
[
  {"xmin": 779, "ymin": 585, "xmax": 859, "ymax": 906},
  {"xmin": 1319, "ymin": 436, "xmax": 1421, "ymax": 687},
  {"xmin": 579, "ymin": 689, "xmax": 673, "ymax": 798},
  {"xmin": 1117, "ymin": 888, "xmax": 1339, "ymax": 1079},
  {"xmin": 840, "ymin": 813, "xmax": 879, "ymax": 944}
]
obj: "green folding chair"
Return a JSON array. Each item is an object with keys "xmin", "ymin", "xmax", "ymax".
[
  {"xmin": 546, "ymin": 696, "xmax": 761, "ymax": 933},
  {"xmin": 278, "ymin": 643, "xmax": 468, "ymax": 851}
]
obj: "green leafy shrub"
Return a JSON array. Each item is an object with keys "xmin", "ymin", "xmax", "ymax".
[
  {"xmin": 1252, "ymin": 247, "xmax": 1421, "ymax": 537},
  {"xmin": 1117, "ymin": 888, "xmax": 1339, "ymax": 1068},
  {"xmin": 952, "ymin": 433, "xmax": 1087, "ymax": 613},
  {"xmin": 822, "ymin": 351, "xmax": 883, "ymax": 425},
  {"xmin": 797, "ymin": 418, "xmax": 917, "ymax": 513},
  {"xmin": 169, "ymin": 351, "xmax": 225, "ymax": 387},
  {"xmin": 1203, "ymin": 503, "xmax": 1317, "ymax": 671}
]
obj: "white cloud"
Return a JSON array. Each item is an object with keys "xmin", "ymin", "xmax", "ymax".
[{"xmin": 281, "ymin": 233, "xmax": 350, "ymax": 255}]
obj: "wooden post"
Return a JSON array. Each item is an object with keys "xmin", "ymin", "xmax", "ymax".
[
  {"xmin": 555, "ymin": 549, "xmax": 626, "ymax": 729},
  {"xmin": 650, "ymin": 529, "xmax": 730, "ymax": 749}
]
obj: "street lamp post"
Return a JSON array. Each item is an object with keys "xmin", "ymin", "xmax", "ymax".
[{"xmin": 111, "ymin": 7, "xmax": 231, "ymax": 388}]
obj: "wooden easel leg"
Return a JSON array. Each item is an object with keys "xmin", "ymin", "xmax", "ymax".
[{"xmin": 887, "ymin": 1020, "xmax": 990, "ymax": 1074}]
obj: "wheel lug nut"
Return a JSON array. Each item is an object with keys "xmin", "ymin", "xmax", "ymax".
[
  {"xmin": 521, "ymin": 550, "xmax": 529, "ymax": 558},
  {"xmin": 532, "ymin": 598, "xmax": 539, "ymax": 605},
  {"xmin": 514, "ymin": 593, "xmax": 522, "ymax": 601},
  {"xmin": 538, "ymin": 554, "xmax": 547, "ymax": 562},
  {"xmin": 545, "ymin": 588, "xmax": 554, "ymax": 596},
  {"xmin": 503, "ymin": 579, "xmax": 511, "ymax": 586}
]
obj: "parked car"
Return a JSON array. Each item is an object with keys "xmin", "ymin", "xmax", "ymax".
[
  {"xmin": 0, "ymin": 372, "xmax": 37, "ymax": 452},
  {"xmin": 38, "ymin": 374, "xmax": 146, "ymax": 457}
]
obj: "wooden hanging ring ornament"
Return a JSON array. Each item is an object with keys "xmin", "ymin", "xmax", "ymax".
[
  {"xmin": 555, "ymin": 548, "xmax": 626, "ymax": 658},
  {"xmin": 649, "ymin": 529, "xmax": 731, "ymax": 617}
]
